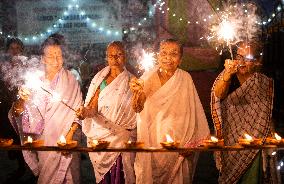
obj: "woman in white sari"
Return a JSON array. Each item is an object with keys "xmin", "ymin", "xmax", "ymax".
[
  {"xmin": 130, "ymin": 39, "xmax": 210, "ymax": 184},
  {"xmin": 77, "ymin": 41, "xmax": 136, "ymax": 184}
]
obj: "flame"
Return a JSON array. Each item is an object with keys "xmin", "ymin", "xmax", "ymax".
[
  {"xmin": 275, "ymin": 133, "xmax": 282, "ymax": 141},
  {"xmin": 92, "ymin": 139, "xmax": 99, "ymax": 145},
  {"xmin": 165, "ymin": 134, "xmax": 174, "ymax": 143},
  {"xmin": 127, "ymin": 140, "xmax": 132, "ymax": 144},
  {"xmin": 244, "ymin": 134, "xmax": 253, "ymax": 141},
  {"xmin": 27, "ymin": 136, "xmax": 33, "ymax": 143},
  {"xmin": 139, "ymin": 50, "xmax": 155, "ymax": 71},
  {"xmin": 59, "ymin": 135, "xmax": 66, "ymax": 144},
  {"xmin": 210, "ymin": 136, "xmax": 219, "ymax": 143}
]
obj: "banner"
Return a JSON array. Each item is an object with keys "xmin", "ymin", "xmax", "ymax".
[{"xmin": 16, "ymin": 0, "xmax": 122, "ymax": 45}]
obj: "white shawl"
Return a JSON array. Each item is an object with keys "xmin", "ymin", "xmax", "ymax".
[
  {"xmin": 9, "ymin": 68, "xmax": 83, "ymax": 184},
  {"xmin": 82, "ymin": 66, "xmax": 136, "ymax": 183},
  {"xmin": 135, "ymin": 68, "xmax": 210, "ymax": 184}
]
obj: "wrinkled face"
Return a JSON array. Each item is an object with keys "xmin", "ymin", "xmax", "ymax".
[
  {"xmin": 158, "ymin": 42, "xmax": 181, "ymax": 72},
  {"xmin": 236, "ymin": 44, "xmax": 259, "ymax": 75},
  {"xmin": 8, "ymin": 43, "xmax": 23, "ymax": 56},
  {"xmin": 42, "ymin": 45, "xmax": 63, "ymax": 73},
  {"xmin": 107, "ymin": 44, "xmax": 125, "ymax": 69}
]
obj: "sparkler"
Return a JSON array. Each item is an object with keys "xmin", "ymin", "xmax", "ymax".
[
  {"xmin": 138, "ymin": 49, "xmax": 156, "ymax": 72},
  {"xmin": 40, "ymin": 87, "xmax": 76, "ymax": 112},
  {"xmin": 207, "ymin": 3, "xmax": 261, "ymax": 60},
  {"xmin": 23, "ymin": 70, "xmax": 76, "ymax": 112}
]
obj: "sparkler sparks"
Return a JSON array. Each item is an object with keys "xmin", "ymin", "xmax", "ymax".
[
  {"xmin": 138, "ymin": 50, "xmax": 156, "ymax": 72},
  {"xmin": 206, "ymin": 3, "xmax": 261, "ymax": 59}
]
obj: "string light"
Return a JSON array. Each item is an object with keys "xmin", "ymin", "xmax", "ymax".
[{"xmin": 3, "ymin": 0, "xmax": 284, "ymax": 44}]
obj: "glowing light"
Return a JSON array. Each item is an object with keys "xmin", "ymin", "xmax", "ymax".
[
  {"xmin": 217, "ymin": 20, "xmax": 236, "ymax": 41},
  {"xmin": 59, "ymin": 135, "xmax": 66, "ymax": 144},
  {"xmin": 173, "ymin": 14, "xmax": 176, "ymax": 17},
  {"xmin": 275, "ymin": 133, "xmax": 282, "ymax": 141},
  {"xmin": 106, "ymin": 30, "xmax": 111, "ymax": 35},
  {"xmin": 272, "ymin": 151, "xmax": 277, "ymax": 156},
  {"xmin": 139, "ymin": 50, "xmax": 155, "ymax": 71},
  {"xmin": 99, "ymin": 27, "xmax": 104, "ymax": 31},
  {"xmin": 245, "ymin": 54, "xmax": 254, "ymax": 60},
  {"xmin": 210, "ymin": 136, "xmax": 219, "ymax": 143},
  {"xmin": 92, "ymin": 139, "xmax": 99, "ymax": 145},
  {"xmin": 166, "ymin": 134, "xmax": 174, "ymax": 143},
  {"xmin": 27, "ymin": 136, "xmax": 33, "ymax": 143},
  {"xmin": 92, "ymin": 22, "xmax": 96, "ymax": 27},
  {"xmin": 244, "ymin": 134, "xmax": 253, "ymax": 141},
  {"xmin": 23, "ymin": 70, "xmax": 44, "ymax": 90}
]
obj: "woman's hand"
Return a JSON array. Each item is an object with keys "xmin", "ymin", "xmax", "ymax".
[
  {"xmin": 76, "ymin": 106, "xmax": 97, "ymax": 120},
  {"xmin": 13, "ymin": 87, "xmax": 31, "ymax": 116},
  {"xmin": 18, "ymin": 87, "xmax": 31, "ymax": 101},
  {"xmin": 129, "ymin": 77, "xmax": 144, "ymax": 93},
  {"xmin": 224, "ymin": 59, "xmax": 238, "ymax": 76},
  {"xmin": 130, "ymin": 77, "xmax": 146, "ymax": 113}
]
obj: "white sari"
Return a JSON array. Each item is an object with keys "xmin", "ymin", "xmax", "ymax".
[
  {"xmin": 9, "ymin": 68, "xmax": 83, "ymax": 184},
  {"xmin": 135, "ymin": 68, "xmax": 210, "ymax": 184},
  {"xmin": 83, "ymin": 66, "xmax": 136, "ymax": 183}
]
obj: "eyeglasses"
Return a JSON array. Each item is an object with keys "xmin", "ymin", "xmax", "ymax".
[{"xmin": 235, "ymin": 54, "xmax": 257, "ymax": 62}]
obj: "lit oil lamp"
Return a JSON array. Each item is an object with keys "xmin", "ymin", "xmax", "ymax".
[
  {"xmin": 124, "ymin": 140, "xmax": 144, "ymax": 149},
  {"xmin": 89, "ymin": 139, "xmax": 110, "ymax": 150},
  {"xmin": 0, "ymin": 138, "xmax": 13, "ymax": 147},
  {"xmin": 238, "ymin": 134, "xmax": 261, "ymax": 146},
  {"xmin": 57, "ymin": 135, "xmax": 77, "ymax": 149},
  {"xmin": 265, "ymin": 133, "xmax": 282, "ymax": 145},
  {"xmin": 203, "ymin": 136, "xmax": 224, "ymax": 147},
  {"xmin": 24, "ymin": 136, "xmax": 44, "ymax": 147},
  {"xmin": 160, "ymin": 134, "xmax": 180, "ymax": 149}
]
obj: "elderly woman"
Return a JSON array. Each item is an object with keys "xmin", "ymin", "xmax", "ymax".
[
  {"xmin": 10, "ymin": 36, "xmax": 83, "ymax": 184},
  {"xmin": 130, "ymin": 39, "xmax": 210, "ymax": 184},
  {"xmin": 77, "ymin": 41, "xmax": 136, "ymax": 184},
  {"xmin": 211, "ymin": 42, "xmax": 279, "ymax": 183}
]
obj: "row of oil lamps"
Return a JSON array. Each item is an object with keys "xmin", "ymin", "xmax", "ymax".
[{"xmin": 0, "ymin": 133, "xmax": 283, "ymax": 150}]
